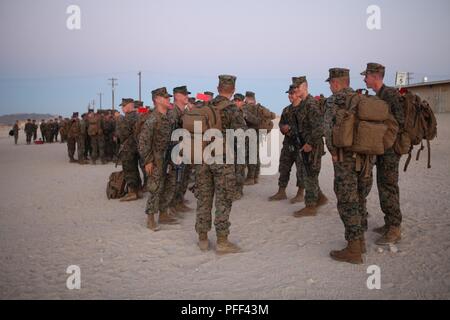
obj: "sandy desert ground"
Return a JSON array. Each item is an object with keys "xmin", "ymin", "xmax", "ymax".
[{"xmin": 0, "ymin": 116, "xmax": 449, "ymax": 300}]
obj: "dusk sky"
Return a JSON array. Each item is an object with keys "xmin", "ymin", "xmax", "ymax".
[{"xmin": 1, "ymin": 0, "xmax": 449, "ymax": 116}]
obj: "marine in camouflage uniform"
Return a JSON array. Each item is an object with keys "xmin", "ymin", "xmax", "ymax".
[
  {"xmin": 323, "ymin": 68, "xmax": 373, "ymax": 264},
  {"xmin": 168, "ymin": 86, "xmax": 194, "ymax": 213},
  {"xmin": 103, "ymin": 113, "xmax": 116, "ymax": 162},
  {"xmin": 269, "ymin": 84, "xmax": 305, "ymax": 203},
  {"xmin": 117, "ymin": 98, "xmax": 142, "ymax": 201},
  {"xmin": 40, "ymin": 120, "xmax": 47, "ymax": 142},
  {"xmin": 361, "ymin": 63, "xmax": 404, "ymax": 245},
  {"xmin": 232, "ymin": 93, "xmax": 249, "ymax": 201},
  {"xmin": 32, "ymin": 120, "xmax": 38, "ymax": 141},
  {"xmin": 243, "ymin": 92, "xmax": 261, "ymax": 185},
  {"xmin": 139, "ymin": 88, "xmax": 179, "ymax": 231},
  {"xmin": 12, "ymin": 121, "xmax": 20, "ymax": 145},
  {"xmin": 291, "ymin": 77, "xmax": 328, "ymax": 217},
  {"xmin": 87, "ymin": 111, "xmax": 106, "ymax": 164},
  {"xmin": 134, "ymin": 103, "xmax": 152, "ymax": 190},
  {"xmin": 67, "ymin": 112, "xmax": 86, "ymax": 163},
  {"xmin": 24, "ymin": 119, "xmax": 33, "ymax": 145},
  {"xmin": 194, "ymin": 75, "xmax": 243, "ymax": 254}
]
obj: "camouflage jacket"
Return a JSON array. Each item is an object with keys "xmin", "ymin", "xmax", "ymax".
[
  {"xmin": 138, "ymin": 109, "xmax": 175, "ymax": 167},
  {"xmin": 295, "ymin": 94, "xmax": 324, "ymax": 148},
  {"xmin": 243, "ymin": 103, "xmax": 261, "ymax": 129},
  {"xmin": 24, "ymin": 122, "xmax": 34, "ymax": 134},
  {"xmin": 377, "ymin": 84, "xmax": 405, "ymax": 130},
  {"xmin": 67, "ymin": 119, "xmax": 81, "ymax": 138},
  {"xmin": 280, "ymin": 102, "xmax": 301, "ymax": 145},
  {"xmin": 117, "ymin": 111, "xmax": 139, "ymax": 153},
  {"xmin": 323, "ymin": 87, "xmax": 355, "ymax": 155},
  {"xmin": 168, "ymin": 104, "xmax": 187, "ymax": 129}
]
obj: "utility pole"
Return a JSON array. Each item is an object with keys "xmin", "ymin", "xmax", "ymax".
[
  {"xmin": 407, "ymin": 72, "xmax": 414, "ymax": 85},
  {"xmin": 108, "ymin": 78, "xmax": 118, "ymax": 110},
  {"xmin": 97, "ymin": 92, "xmax": 103, "ymax": 110},
  {"xmin": 92, "ymin": 100, "xmax": 96, "ymax": 112},
  {"xmin": 138, "ymin": 71, "xmax": 142, "ymax": 102}
]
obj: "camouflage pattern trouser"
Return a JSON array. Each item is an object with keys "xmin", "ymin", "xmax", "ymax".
[
  {"xmin": 301, "ymin": 149, "xmax": 322, "ymax": 206},
  {"xmin": 121, "ymin": 151, "xmax": 142, "ymax": 190},
  {"xmin": 104, "ymin": 133, "xmax": 115, "ymax": 161},
  {"xmin": 33, "ymin": 132, "xmax": 37, "ymax": 141},
  {"xmin": 145, "ymin": 163, "xmax": 176, "ymax": 215},
  {"xmin": 26, "ymin": 133, "xmax": 32, "ymax": 144},
  {"xmin": 278, "ymin": 144, "xmax": 305, "ymax": 189},
  {"xmin": 14, "ymin": 134, "xmax": 18, "ymax": 145},
  {"xmin": 90, "ymin": 135, "xmax": 105, "ymax": 161},
  {"xmin": 67, "ymin": 136, "xmax": 85, "ymax": 160},
  {"xmin": 171, "ymin": 164, "xmax": 193, "ymax": 207},
  {"xmin": 376, "ymin": 148, "xmax": 402, "ymax": 227},
  {"xmin": 195, "ymin": 163, "xmax": 235, "ymax": 237},
  {"xmin": 246, "ymin": 135, "xmax": 260, "ymax": 179},
  {"xmin": 333, "ymin": 151, "xmax": 374, "ymax": 241},
  {"xmin": 235, "ymin": 164, "xmax": 246, "ymax": 195}
]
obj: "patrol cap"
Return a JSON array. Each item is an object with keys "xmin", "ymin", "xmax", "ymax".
[
  {"xmin": 292, "ymin": 76, "xmax": 307, "ymax": 86},
  {"xmin": 286, "ymin": 84, "xmax": 296, "ymax": 94},
  {"xmin": 245, "ymin": 91, "xmax": 256, "ymax": 98},
  {"xmin": 72, "ymin": 112, "xmax": 79, "ymax": 118},
  {"xmin": 233, "ymin": 93, "xmax": 245, "ymax": 101},
  {"xmin": 204, "ymin": 91, "xmax": 214, "ymax": 98},
  {"xmin": 151, "ymin": 87, "xmax": 172, "ymax": 99},
  {"xmin": 134, "ymin": 100, "xmax": 144, "ymax": 108},
  {"xmin": 119, "ymin": 98, "xmax": 134, "ymax": 107},
  {"xmin": 326, "ymin": 68, "xmax": 350, "ymax": 82},
  {"xmin": 188, "ymin": 97, "xmax": 196, "ymax": 104},
  {"xmin": 173, "ymin": 85, "xmax": 191, "ymax": 95},
  {"xmin": 218, "ymin": 75, "xmax": 237, "ymax": 86},
  {"xmin": 360, "ymin": 62, "xmax": 385, "ymax": 76}
]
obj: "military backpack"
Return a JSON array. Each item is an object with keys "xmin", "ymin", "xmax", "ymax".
[
  {"xmin": 106, "ymin": 171, "xmax": 126, "ymax": 200},
  {"xmin": 395, "ymin": 90, "xmax": 437, "ymax": 171}
]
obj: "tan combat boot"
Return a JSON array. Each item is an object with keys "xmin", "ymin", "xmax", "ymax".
[
  {"xmin": 198, "ymin": 233, "xmax": 209, "ymax": 251},
  {"xmin": 372, "ymin": 225, "xmax": 388, "ymax": 235},
  {"xmin": 293, "ymin": 205, "xmax": 318, "ymax": 218},
  {"xmin": 69, "ymin": 157, "xmax": 76, "ymax": 163},
  {"xmin": 375, "ymin": 226, "xmax": 401, "ymax": 245},
  {"xmin": 159, "ymin": 210, "xmax": 179, "ymax": 225},
  {"xmin": 244, "ymin": 177, "xmax": 255, "ymax": 186},
  {"xmin": 317, "ymin": 191, "xmax": 329, "ymax": 207},
  {"xmin": 147, "ymin": 214, "xmax": 160, "ymax": 231},
  {"xmin": 268, "ymin": 187, "xmax": 287, "ymax": 201},
  {"xmin": 290, "ymin": 188, "xmax": 305, "ymax": 204},
  {"xmin": 330, "ymin": 240, "xmax": 363, "ymax": 264},
  {"xmin": 120, "ymin": 188, "xmax": 139, "ymax": 202},
  {"xmin": 216, "ymin": 235, "xmax": 241, "ymax": 254},
  {"xmin": 78, "ymin": 159, "xmax": 87, "ymax": 165}
]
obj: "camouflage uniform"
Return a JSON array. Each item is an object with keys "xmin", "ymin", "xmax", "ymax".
[
  {"xmin": 13, "ymin": 123, "xmax": 19, "ymax": 144},
  {"xmin": 195, "ymin": 90, "xmax": 242, "ymax": 237},
  {"xmin": 117, "ymin": 107, "xmax": 142, "ymax": 191},
  {"xmin": 24, "ymin": 121, "xmax": 33, "ymax": 144},
  {"xmin": 139, "ymin": 108, "xmax": 176, "ymax": 215},
  {"xmin": 87, "ymin": 113, "xmax": 105, "ymax": 163},
  {"xmin": 278, "ymin": 103, "xmax": 305, "ymax": 189},
  {"xmin": 40, "ymin": 121, "xmax": 46, "ymax": 142},
  {"xmin": 243, "ymin": 100, "xmax": 261, "ymax": 180},
  {"xmin": 168, "ymin": 100, "xmax": 193, "ymax": 208},
  {"xmin": 103, "ymin": 116, "xmax": 116, "ymax": 162},
  {"xmin": 233, "ymin": 93, "xmax": 248, "ymax": 198},
  {"xmin": 67, "ymin": 116, "xmax": 85, "ymax": 161},
  {"xmin": 295, "ymin": 94, "xmax": 324, "ymax": 206},
  {"xmin": 376, "ymin": 84, "xmax": 404, "ymax": 227},
  {"xmin": 324, "ymin": 79, "xmax": 373, "ymax": 241},
  {"xmin": 32, "ymin": 121, "xmax": 38, "ymax": 141}
]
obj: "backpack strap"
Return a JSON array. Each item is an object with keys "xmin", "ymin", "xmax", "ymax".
[{"xmin": 427, "ymin": 139, "xmax": 431, "ymax": 169}]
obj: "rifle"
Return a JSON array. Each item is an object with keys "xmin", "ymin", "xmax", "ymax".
[{"xmin": 162, "ymin": 122, "xmax": 185, "ymax": 182}]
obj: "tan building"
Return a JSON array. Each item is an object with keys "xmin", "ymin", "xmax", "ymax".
[{"xmin": 399, "ymin": 80, "xmax": 450, "ymax": 113}]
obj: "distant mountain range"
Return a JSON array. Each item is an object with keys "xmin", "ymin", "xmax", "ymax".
[{"xmin": 0, "ymin": 113, "xmax": 59, "ymax": 125}]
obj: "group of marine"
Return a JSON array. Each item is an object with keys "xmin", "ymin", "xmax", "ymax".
[{"xmin": 47, "ymin": 62, "xmax": 406, "ymax": 263}]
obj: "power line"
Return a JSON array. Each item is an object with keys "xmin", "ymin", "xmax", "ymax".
[{"xmin": 108, "ymin": 78, "xmax": 118, "ymax": 110}]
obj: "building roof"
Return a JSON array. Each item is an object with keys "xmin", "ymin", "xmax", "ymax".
[{"xmin": 397, "ymin": 79, "xmax": 450, "ymax": 89}]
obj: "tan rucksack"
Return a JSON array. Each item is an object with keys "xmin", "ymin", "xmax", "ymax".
[
  {"xmin": 333, "ymin": 92, "xmax": 398, "ymax": 156},
  {"xmin": 181, "ymin": 100, "xmax": 229, "ymax": 162},
  {"xmin": 87, "ymin": 116, "xmax": 101, "ymax": 136},
  {"xmin": 397, "ymin": 90, "xmax": 437, "ymax": 171},
  {"xmin": 106, "ymin": 171, "xmax": 126, "ymax": 199}
]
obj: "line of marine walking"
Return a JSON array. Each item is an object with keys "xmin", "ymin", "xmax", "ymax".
[{"xmin": 14, "ymin": 62, "xmax": 437, "ymax": 264}]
